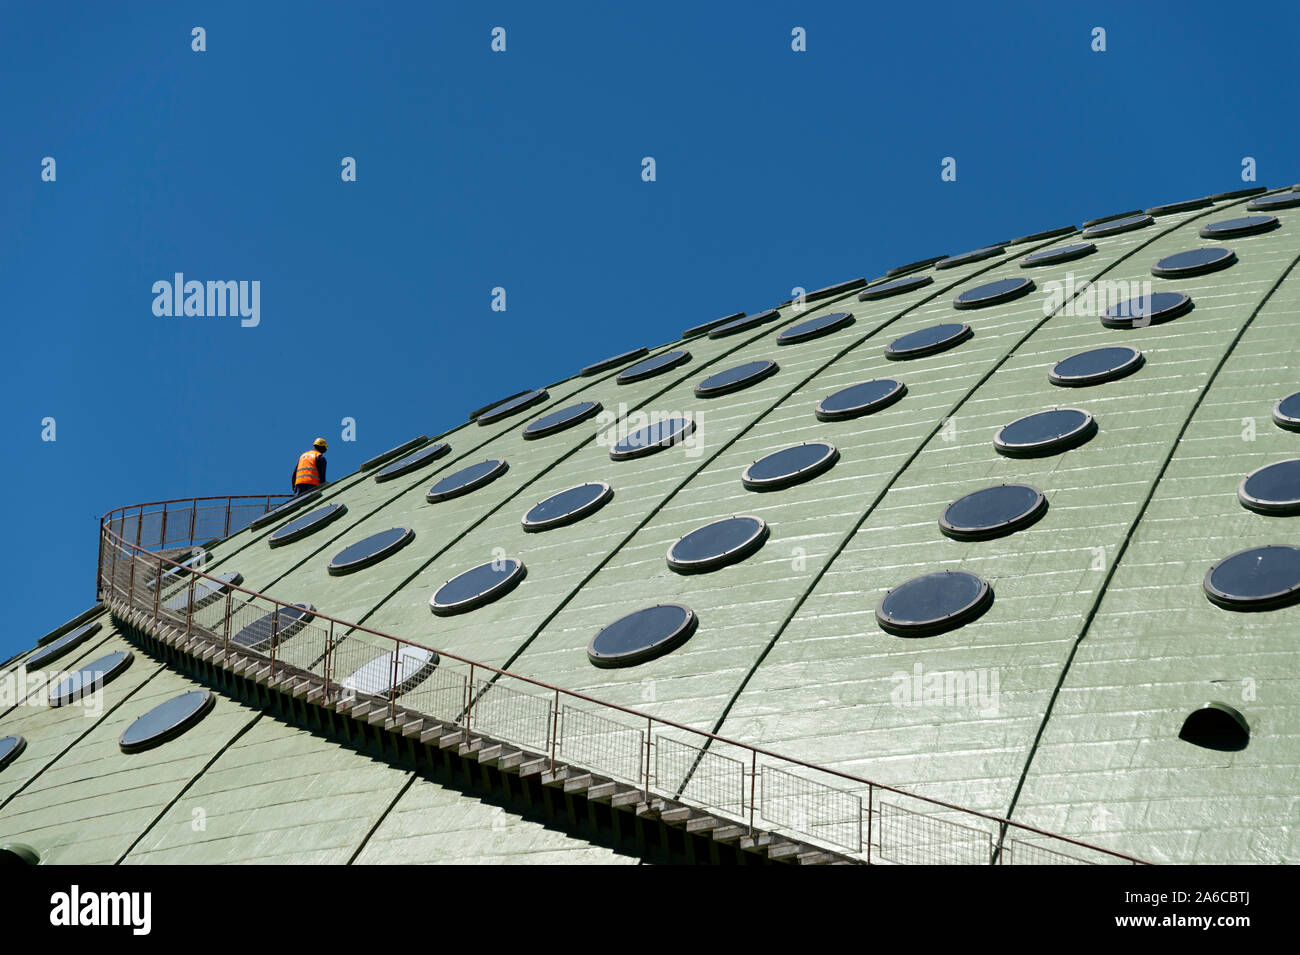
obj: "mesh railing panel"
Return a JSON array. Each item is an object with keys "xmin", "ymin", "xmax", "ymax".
[
  {"xmin": 470, "ymin": 680, "xmax": 552, "ymax": 751},
  {"xmin": 559, "ymin": 707, "xmax": 644, "ymax": 785},
  {"xmin": 760, "ymin": 765, "xmax": 862, "ymax": 852},
  {"xmin": 876, "ymin": 801, "xmax": 992, "ymax": 866},
  {"xmin": 655, "ymin": 736, "xmax": 746, "ymax": 817}
]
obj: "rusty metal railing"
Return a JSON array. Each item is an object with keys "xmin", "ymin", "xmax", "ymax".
[{"xmin": 97, "ymin": 494, "xmax": 1149, "ymax": 865}]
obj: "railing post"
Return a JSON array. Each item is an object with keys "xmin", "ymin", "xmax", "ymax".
[
  {"xmin": 224, "ymin": 498, "xmax": 232, "ymax": 538},
  {"xmin": 388, "ymin": 642, "xmax": 399, "ymax": 721},
  {"xmin": 187, "ymin": 503, "xmax": 196, "ymax": 547},
  {"xmin": 866, "ymin": 783, "xmax": 873, "ymax": 865},
  {"xmin": 643, "ymin": 717, "xmax": 652, "ymax": 803},
  {"xmin": 183, "ymin": 572, "xmax": 196, "ymax": 645},
  {"xmin": 268, "ymin": 605, "xmax": 280, "ymax": 678},
  {"xmin": 549, "ymin": 690, "xmax": 560, "ymax": 772},
  {"xmin": 465, "ymin": 663, "xmax": 475, "ymax": 732},
  {"xmin": 160, "ymin": 508, "xmax": 169, "ymax": 552},
  {"xmin": 221, "ymin": 590, "xmax": 233, "ymax": 655},
  {"xmin": 127, "ymin": 509, "xmax": 143, "ymax": 598},
  {"xmin": 96, "ymin": 518, "xmax": 105, "ymax": 600},
  {"xmin": 748, "ymin": 750, "xmax": 758, "ymax": 835},
  {"xmin": 324, "ymin": 620, "xmax": 335, "ymax": 702},
  {"xmin": 152, "ymin": 557, "xmax": 163, "ymax": 623}
]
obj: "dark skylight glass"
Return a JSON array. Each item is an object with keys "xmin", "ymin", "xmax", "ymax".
[
  {"xmin": 742, "ymin": 442, "xmax": 839, "ymax": 490},
  {"xmin": 522, "ymin": 400, "xmax": 603, "ymax": 439},
  {"xmin": 1151, "ymin": 247, "xmax": 1237, "ymax": 278},
  {"xmin": 858, "ymin": 274, "xmax": 934, "ymax": 300},
  {"xmin": 268, "ymin": 502, "xmax": 348, "ymax": 547},
  {"xmin": 26, "ymin": 622, "xmax": 102, "ymax": 670},
  {"xmin": 119, "ymin": 690, "xmax": 215, "ymax": 753},
  {"xmin": 1101, "ymin": 291, "xmax": 1193, "ymax": 329},
  {"xmin": 994, "ymin": 409, "xmax": 1096, "ymax": 457},
  {"xmin": 935, "ymin": 246, "xmax": 1004, "ymax": 270},
  {"xmin": 587, "ymin": 604, "xmax": 698, "ymax": 668},
  {"xmin": 1272, "ymin": 392, "xmax": 1300, "ymax": 432},
  {"xmin": 708, "ymin": 309, "xmax": 779, "ymax": 338},
  {"xmin": 430, "ymin": 558, "xmax": 527, "ymax": 616},
  {"xmin": 341, "ymin": 646, "xmax": 437, "ymax": 697},
  {"xmin": 1179, "ymin": 702, "xmax": 1249, "ymax": 751},
  {"xmin": 360, "ymin": 435, "xmax": 428, "ymax": 471},
  {"xmin": 875, "ymin": 570, "xmax": 993, "ymax": 636},
  {"xmin": 327, "ymin": 527, "xmax": 414, "ymax": 575},
  {"xmin": 249, "ymin": 490, "xmax": 321, "ymax": 529},
  {"xmin": 695, "ymin": 359, "xmax": 779, "ymax": 398},
  {"xmin": 885, "ymin": 322, "xmax": 972, "ymax": 359},
  {"xmin": 939, "ymin": 484, "xmax": 1047, "ymax": 541},
  {"xmin": 1145, "ymin": 197, "xmax": 1212, "ymax": 216},
  {"xmin": 1199, "ymin": 215, "xmax": 1279, "ymax": 239},
  {"xmin": 1048, "ymin": 346, "xmax": 1144, "ymax": 387},
  {"xmin": 476, "ymin": 389, "xmax": 549, "ymax": 426},
  {"xmin": 1246, "ymin": 192, "xmax": 1300, "ymax": 211},
  {"xmin": 1019, "ymin": 242, "xmax": 1096, "ymax": 267},
  {"xmin": 1238, "ymin": 459, "xmax": 1300, "ymax": 515},
  {"xmin": 49, "ymin": 650, "xmax": 134, "ymax": 707},
  {"xmin": 815, "ymin": 378, "xmax": 907, "ymax": 421},
  {"xmin": 1081, "ymin": 210, "xmax": 1142, "ymax": 228},
  {"xmin": 230, "ymin": 603, "xmax": 315, "ymax": 651},
  {"xmin": 617, "ymin": 349, "xmax": 691, "ymax": 384},
  {"xmin": 374, "ymin": 442, "xmax": 451, "ymax": 482},
  {"xmin": 777, "ymin": 311, "xmax": 854, "ymax": 345},
  {"xmin": 522, "ymin": 482, "xmax": 614, "ymax": 532},
  {"xmin": 610, "ymin": 417, "xmax": 695, "ymax": 460},
  {"xmin": 1081, "ymin": 214, "xmax": 1153, "ymax": 238},
  {"xmin": 1203, "ymin": 545, "xmax": 1300, "ymax": 610},
  {"xmin": 952, "ymin": 277, "xmax": 1035, "ymax": 310},
  {"xmin": 667, "ymin": 516, "xmax": 769, "ymax": 573},
  {"xmin": 426, "ymin": 459, "xmax": 509, "ymax": 501},
  {"xmin": 0, "ymin": 735, "xmax": 25, "ymax": 773},
  {"xmin": 581, "ymin": 348, "xmax": 649, "ymax": 376}
]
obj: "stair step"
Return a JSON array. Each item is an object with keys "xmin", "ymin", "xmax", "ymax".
[
  {"xmin": 498, "ymin": 749, "xmax": 524, "ymax": 770},
  {"xmin": 610, "ymin": 789, "xmax": 644, "ymax": 808},
  {"xmin": 401, "ymin": 718, "xmax": 426, "ymax": 739},
  {"xmin": 767, "ymin": 841, "xmax": 801, "ymax": 860},
  {"xmin": 712, "ymin": 824, "xmax": 748, "ymax": 843},
  {"xmin": 685, "ymin": 816, "xmax": 720, "ymax": 834},
  {"xmin": 562, "ymin": 774, "xmax": 594, "ymax": 794},
  {"xmin": 437, "ymin": 731, "xmax": 464, "ymax": 750},
  {"xmin": 797, "ymin": 850, "xmax": 834, "ymax": 865},
  {"xmin": 660, "ymin": 807, "xmax": 694, "ymax": 824},
  {"xmin": 367, "ymin": 708, "xmax": 390, "ymax": 727},
  {"xmin": 477, "ymin": 744, "xmax": 503, "ymax": 763},
  {"xmin": 587, "ymin": 782, "xmax": 619, "ymax": 802},
  {"xmin": 458, "ymin": 736, "xmax": 485, "ymax": 757},
  {"xmin": 519, "ymin": 757, "xmax": 549, "ymax": 778}
]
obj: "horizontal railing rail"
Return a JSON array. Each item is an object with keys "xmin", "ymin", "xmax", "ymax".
[{"xmin": 95, "ymin": 493, "xmax": 1149, "ymax": 866}]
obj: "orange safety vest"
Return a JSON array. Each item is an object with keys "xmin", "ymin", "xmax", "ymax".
[{"xmin": 294, "ymin": 450, "xmax": 323, "ymax": 487}]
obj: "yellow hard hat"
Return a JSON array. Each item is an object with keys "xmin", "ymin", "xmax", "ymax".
[{"xmin": 313, "ymin": 437, "xmax": 328, "ymax": 450}]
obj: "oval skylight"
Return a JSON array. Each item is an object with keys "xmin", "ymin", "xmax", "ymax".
[
  {"xmin": 806, "ymin": 277, "xmax": 866, "ymax": 302},
  {"xmin": 426, "ymin": 459, "xmax": 509, "ymax": 502},
  {"xmin": 935, "ymin": 246, "xmax": 1004, "ymax": 270},
  {"xmin": 695, "ymin": 360, "xmax": 779, "ymax": 398},
  {"xmin": 1151, "ymin": 247, "xmax": 1237, "ymax": 278},
  {"xmin": 1048, "ymin": 346, "xmax": 1144, "ymax": 387},
  {"xmin": 341, "ymin": 646, "xmax": 437, "ymax": 697},
  {"xmin": 815, "ymin": 378, "xmax": 907, "ymax": 421},
  {"xmin": 939, "ymin": 484, "xmax": 1047, "ymax": 541},
  {"xmin": 777, "ymin": 311, "xmax": 854, "ymax": 345},
  {"xmin": 1081, "ymin": 210, "xmax": 1142, "ymax": 228},
  {"xmin": 994, "ymin": 408, "xmax": 1096, "ymax": 457},
  {"xmin": 1019, "ymin": 242, "xmax": 1096, "ymax": 267},
  {"xmin": 522, "ymin": 400, "xmax": 603, "ymax": 439},
  {"xmin": 617, "ymin": 349, "xmax": 691, "ymax": 384},
  {"xmin": 858, "ymin": 274, "xmax": 933, "ymax": 301},
  {"xmin": 0, "ymin": 736, "xmax": 26, "ymax": 773},
  {"xmin": 49, "ymin": 650, "xmax": 134, "ymax": 707},
  {"xmin": 360, "ymin": 435, "xmax": 428, "ymax": 471},
  {"xmin": 119, "ymin": 690, "xmax": 215, "ymax": 753},
  {"xmin": 1203, "ymin": 545, "xmax": 1300, "ymax": 610},
  {"xmin": 885, "ymin": 322, "xmax": 972, "ymax": 359},
  {"xmin": 374, "ymin": 442, "xmax": 450, "ymax": 482},
  {"xmin": 1145, "ymin": 197, "xmax": 1211, "ymax": 216},
  {"xmin": 1272, "ymin": 392, "xmax": 1300, "ymax": 432},
  {"xmin": 268, "ymin": 502, "xmax": 348, "ymax": 547},
  {"xmin": 667, "ymin": 516, "xmax": 769, "ymax": 573},
  {"xmin": 708, "ymin": 309, "xmax": 779, "ymax": 339},
  {"xmin": 230, "ymin": 603, "xmax": 316, "ymax": 652},
  {"xmin": 430, "ymin": 558, "xmax": 527, "ymax": 616},
  {"xmin": 26, "ymin": 622, "xmax": 102, "ymax": 670},
  {"xmin": 1199, "ymin": 215, "xmax": 1279, "ymax": 239},
  {"xmin": 1247, "ymin": 192, "xmax": 1300, "ymax": 211},
  {"xmin": 1081, "ymin": 213, "xmax": 1153, "ymax": 238},
  {"xmin": 1179, "ymin": 702, "xmax": 1249, "ymax": 751},
  {"xmin": 522, "ymin": 482, "xmax": 614, "ymax": 532},
  {"xmin": 1238, "ymin": 459, "xmax": 1300, "ymax": 515},
  {"xmin": 742, "ymin": 442, "xmax": 839, "ymax": 491},
  {"xmin": 249, "ymin": 490, "xmax": 321, "ymax": 530},
  {"xmin": 1101, "ymin": 291, "xmax": 1192, "ymax": 329},
  {"xmin": 476, "ymin": 389, "xmax": 549, "ymax": 425},
  {"xmin": 587, "ymin": 604, "xmax": 698, "ymax": 668},
  {"xmin": 161, "ymin": 571, "xmax": 243, "ymax": 613},
  {"xmin": 327, "ymin": 527, "xmax": 414, "ymax": 575},
  {"xmin": 580, "ymin": 347, "xmax": 648, "ymax": 377},
  {"xmin": 682, "ymin": 313, "xmax": 743, "ymax": 339},
  {"xmin": 610, "ymin": 417, "xmax": 695, "ymax": 460},
  {"xmin": 876, "ymin": 571, "xmax": 993, "ymax": 637},
  {"xmin": 952, "ymin": 277, "xmax": 1035, "ymax": 310}
]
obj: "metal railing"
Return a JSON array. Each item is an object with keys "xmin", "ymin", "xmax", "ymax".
[{"xmin": 96, "ymin": 494, "xmax": 1149, "ymax": 865}]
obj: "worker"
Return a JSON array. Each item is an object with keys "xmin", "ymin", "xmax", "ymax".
[{"xmin": 292, "ymin": 438, "xmax": 328, "ymax": 495}]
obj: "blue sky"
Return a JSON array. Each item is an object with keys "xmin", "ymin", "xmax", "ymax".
[{"xmin": 2, "ymin": 0, "xmax": 1297, "ymax": 660}]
